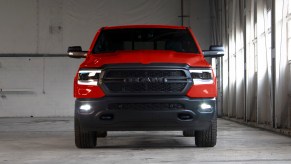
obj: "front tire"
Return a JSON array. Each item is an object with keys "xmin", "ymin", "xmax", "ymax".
[
  {"xmin": 75, "ymin": 118, "xmax": 97, "ymax": 148},
  {"xmin": 96, "ymin": 131, "xmax": 107, "ymax": 138},
  {"xmin": 195, "ymin": 115, "xmax": 217, "ymax": 147},
  {"xmin": 183, "ymin": 130, "xmax": 195, "ymax": 137}
]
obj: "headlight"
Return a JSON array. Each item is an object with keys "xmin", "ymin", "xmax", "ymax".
[
  {"xmin": 78, "ymin": 69, "xmax": 102, "ymax": 86},
  {"xmin": 189, "ymin": 69, "xmax": 213, "ymax": 85}
]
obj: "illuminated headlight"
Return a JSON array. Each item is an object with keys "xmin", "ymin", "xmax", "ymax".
[
  {"xmin": 80, "ymin": 104, "xmax": 91, "ymax": 112},
  {"xmin": 199, "ymin": 103, "xmax": 213, "ymax": 113},
  {"xmin": 78, "ymin": 69, "xmax": 101, "ymax": 86},
  {"xmin": 189, "ymin": 69, "xmax": 213, "ymax": 85}
]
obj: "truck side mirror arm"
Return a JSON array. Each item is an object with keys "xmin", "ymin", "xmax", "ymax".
[
  {"xmin": 67, "ymin": 46, "xmax": 87, "ymax": 58},
  {"xmin": 203, "ymin": 45, "xmax": 224, "ymax": 58}
]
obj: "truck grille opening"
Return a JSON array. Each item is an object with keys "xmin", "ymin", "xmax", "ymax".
[
  {"xmin": 105, "ymin": 70, "xmax": 184, "ymax": 78},
  {"xmin": 108, "ymin": 103, "xmax": 185, "ymax": 111},
  {"xmin": 102, "ymin": 69, "xmax": 190, "ymax": 94}
]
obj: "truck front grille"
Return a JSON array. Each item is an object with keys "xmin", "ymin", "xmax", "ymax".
[
  {"xmin": 108, "ymin": 103, "xmax": 185, "ymax": 111},
  {"xmin": 101, "ymin": 69, "xmax": 191, "ymax": 95}
]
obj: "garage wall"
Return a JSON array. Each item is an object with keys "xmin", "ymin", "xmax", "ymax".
[
  {"xmin": 189, "ymin": 0, "xmax": 211, "ymax": 50},
  {"xmin": 0, "ymin": 0, "xmax": 181, "ymax": 54},
  {"xmin": 0, "ymin": 57, "xmax": 81, "ymax": 117},
  {"xmin": 0, "ymin": 0, "xmax": 38, "ymax": 54},
  {"xmin": 0, "ymin": 0, "xmax": 212, "ymax": 117},
  {"xmin": 213, "ymin": 0, "xmax": 291, "ymax": 131},
  {"xmin": 0, "ymin": 0, "xmax": 210, "ymax": 54}
]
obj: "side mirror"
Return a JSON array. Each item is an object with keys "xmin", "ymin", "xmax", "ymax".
[
  {"xmin": 67, "ymin": 46, "xmax": 87, "ymax": 58},
  {"xmin": 202, "ymin": 45, "xmax": 224, "ymax": 58}
]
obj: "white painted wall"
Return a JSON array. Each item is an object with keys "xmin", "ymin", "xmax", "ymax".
[
  {"xmin": 189, "ymin": 0, "xmax": 212, "ymax": 50},
  {"xmin": 0, "ymin": 0, "xmax": 181, "ymax": 54},
  {"xmin": 0, "ymin": 57, "xmax": 82, "ymax": 117},
  {"xmin": 0, "ymin": 0, "xmax": 211, "ymax": 117},
  {"xmin": 0, "ymin": 0, "xmax": 38, "ymax": 53}
]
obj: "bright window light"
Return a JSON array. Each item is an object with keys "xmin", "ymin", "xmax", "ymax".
[{"xmin": 288, "ymin": 20, "xmax": 291, "ymax": 61}]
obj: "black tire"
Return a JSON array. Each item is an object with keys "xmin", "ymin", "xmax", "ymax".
[
  {"xmin": 96, "ymin": 131, "xmax": 107, "ymax": 138},
  {"xmin": 183, "ymin": 130, "xmax": 195, "ymax": 137},
  {"xmin": 75, "ymin": 118, "xmax": 97, "ymax": 148},
  {"xmin": 195, "ymin": 115, "xmax": 217, "ymax": 147}
]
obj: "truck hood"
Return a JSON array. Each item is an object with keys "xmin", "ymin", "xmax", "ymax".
[{"xmin": 80, "ymin": 50, "xmax": 210, "ymax": 68}]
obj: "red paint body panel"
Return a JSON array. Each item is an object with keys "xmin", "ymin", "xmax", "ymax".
[
  {"xmin": 74, "ymin": 25, "xmax": 217, "ymax": 99},
  {"xmin": 104, "ymin": 25, "xmax": 187, "ymax": 30},
  {"xmin": 186, "ymin": 77, "xmax": 217, "ymax": 98},
  {"xmin": 81, "ymin": 50, "xmax": 210, "ymax": 68},
  {"xmin": 74, "ymin": 81, "xmax": 105, "ymax": 98},
  {"xmin": 74, "ymin": 69, "xmax": 105, "ymax": 98}
]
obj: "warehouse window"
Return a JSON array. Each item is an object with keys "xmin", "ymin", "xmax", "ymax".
[
  {"xmin": 288, "ymin": 20, "xmax": 291, "ymax": 62},
  {"xmin": 267, "ymin": 10, "xmax": 272, "ymax": 52},
  {"xmin": 253, "ymin": 4, "xmax": 258, "ymax": 73},
  {"xmin": 288, "ymin": 1, "xmax": 291, "ymax": 62},
  {"xmin": 276, "ymin": 0, "xmax": 291, "ymax": 62}
]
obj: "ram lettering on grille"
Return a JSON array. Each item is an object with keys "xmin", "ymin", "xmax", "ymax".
[{"xmin": 102, "ymin": 69, "xmax": 190, "ymax": 94}]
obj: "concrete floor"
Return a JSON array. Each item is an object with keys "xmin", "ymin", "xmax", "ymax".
[{"xmin": 0, "ymin": 118, "xmax": 291, "ymax": 164}]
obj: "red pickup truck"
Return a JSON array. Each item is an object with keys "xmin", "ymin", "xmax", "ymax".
[{"xmin": 68, "ymin": 25, "xmax": 224, "ymax": 148}]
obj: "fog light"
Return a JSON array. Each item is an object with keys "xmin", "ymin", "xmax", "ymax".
[
  {"xmin": 199, "ymin": 103, "xmax": 213, "ymax": 113},
  {"xmin": 201, "ymin": 103, "xmax": 211, "ymax": 109},
  {"xmin": 80, "ymin": 104, "xmax": 91, "ymax": 112}
]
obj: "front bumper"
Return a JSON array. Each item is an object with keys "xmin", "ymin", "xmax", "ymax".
[{"xmin": 75, "ymin": 97, "xmax": 216, "ymax": 131}]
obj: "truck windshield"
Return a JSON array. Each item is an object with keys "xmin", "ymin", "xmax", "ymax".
[{"xmin": 92, "ymin": 28, "xmax": 199, "ymax": 53}]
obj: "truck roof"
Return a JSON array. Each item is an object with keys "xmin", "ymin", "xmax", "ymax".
[{"xmin": 103, "ymin": 25, "xmax": 187, "ymax": 30}]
